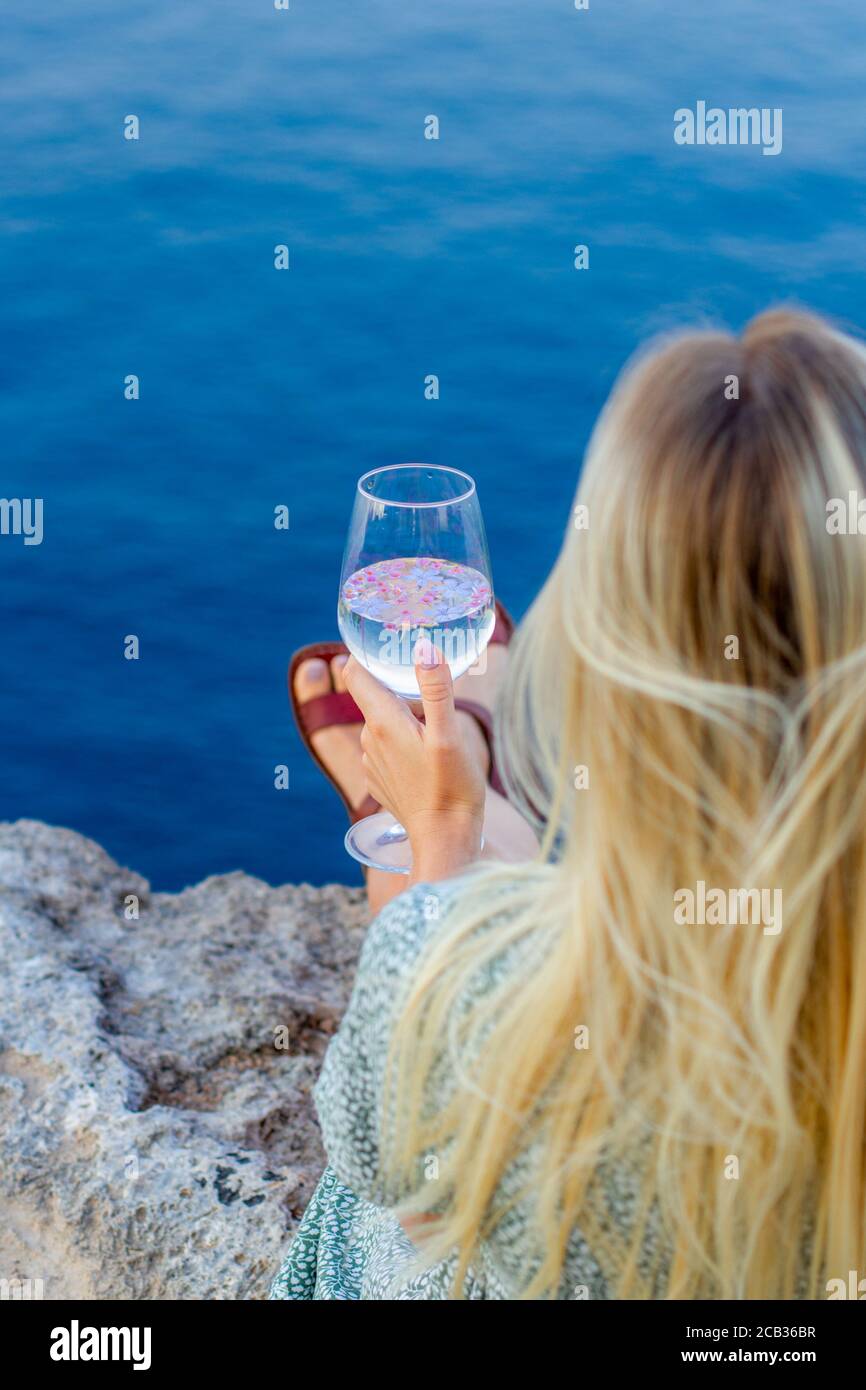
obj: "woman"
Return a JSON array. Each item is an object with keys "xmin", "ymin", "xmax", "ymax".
[{"xmin": 271, "ymin": 308, "xmax": 866, "ymax": 1299}]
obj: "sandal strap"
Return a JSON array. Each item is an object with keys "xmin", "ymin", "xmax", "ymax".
[
  {"xmin": 453, "ymin": 697, "xmax": 506, "ymax": 798},
  {"xmin": 298, "ymin": 688, "xmax": 362, "ymax": 735}
]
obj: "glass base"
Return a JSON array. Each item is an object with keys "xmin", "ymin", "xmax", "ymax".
[
  {"xmin": 344, "ymin": 812, "xmax": 484, "ymax": 876},
  {"xmin": 345, "ymin": 811, "xmax": 413, "ymax": 874}
]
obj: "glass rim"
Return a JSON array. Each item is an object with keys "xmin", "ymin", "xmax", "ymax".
[{"xmin": 356, "ymin": 463, "xmax": 476, "ymax": 509}]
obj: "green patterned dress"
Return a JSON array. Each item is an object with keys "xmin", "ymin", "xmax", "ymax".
[{"xmin": 268, "ymin": 881, "xmax": 661, "ymax": 1300}]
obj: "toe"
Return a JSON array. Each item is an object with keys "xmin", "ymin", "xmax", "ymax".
[
  {"xmin": 331, "ymin": 653, "xmax": 349, "ymax": 692},
  {"xmin": 294, "ymin": 657, "xmax": 332, "ymax": 704}
]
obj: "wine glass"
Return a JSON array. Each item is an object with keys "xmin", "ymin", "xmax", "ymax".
[{"xmin": 338, "ymin": 463, "xmax": 495, "ymax": 874}]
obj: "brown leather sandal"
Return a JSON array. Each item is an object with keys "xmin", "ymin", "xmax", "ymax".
[{"xmin": 287, "ymin": 601, "xmax": 515, "ymax": 822}]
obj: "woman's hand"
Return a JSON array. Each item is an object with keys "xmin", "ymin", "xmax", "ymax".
[{"xmin": 342, "ymin": 638, "xmax": 485, "ymax": 884}]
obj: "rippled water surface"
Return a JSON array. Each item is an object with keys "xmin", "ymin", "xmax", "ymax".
[{"xmin": 2, "ymin": 0, "xmax": 864, "ymax": 886}]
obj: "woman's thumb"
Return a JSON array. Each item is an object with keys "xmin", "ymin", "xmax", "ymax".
[{"xmin": 414, "ymin": 636, "xmax": 455, "ymax": 739}]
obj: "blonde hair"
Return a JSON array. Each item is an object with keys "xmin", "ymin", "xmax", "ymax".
[{"xmin": 382, "ymin": 308, "xmax": 866, "ymax": 1298}]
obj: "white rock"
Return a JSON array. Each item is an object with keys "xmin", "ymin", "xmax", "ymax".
[{"xmin": 0, "ymin": 819, "xmax": 367, "ymax": 1299}]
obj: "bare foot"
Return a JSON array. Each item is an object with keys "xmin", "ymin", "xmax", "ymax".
[
  {"xmin": 294, "ymin": 653, "xmax": 370, "ymax": 814},
  {"xmin": 294, "ymin": 643, "xmax": 511, "ymax": 812}
]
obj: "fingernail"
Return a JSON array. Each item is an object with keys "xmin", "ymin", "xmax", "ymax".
[{"xmin": 414, "ymin": 635, "xmax": 439, "ymax": 668}]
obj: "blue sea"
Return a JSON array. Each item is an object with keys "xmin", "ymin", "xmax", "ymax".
[{"xmin": 2, "ymin": 0, "xmax": 865, "ymax": 889}]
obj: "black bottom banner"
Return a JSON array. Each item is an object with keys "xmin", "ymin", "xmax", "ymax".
[{"xmin": 5, "ymin": 1295, "xmax": 861, "ymax": 1374}]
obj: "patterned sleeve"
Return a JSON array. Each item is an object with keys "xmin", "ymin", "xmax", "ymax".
[{"xmin": 313, "ymin": 881, "xmax": 452, "ymax": 1206}]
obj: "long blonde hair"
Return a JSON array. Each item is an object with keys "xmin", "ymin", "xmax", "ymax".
[{"xmin": 383, "ymin": 308, "xmax": 866, "ymax": 1298}]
